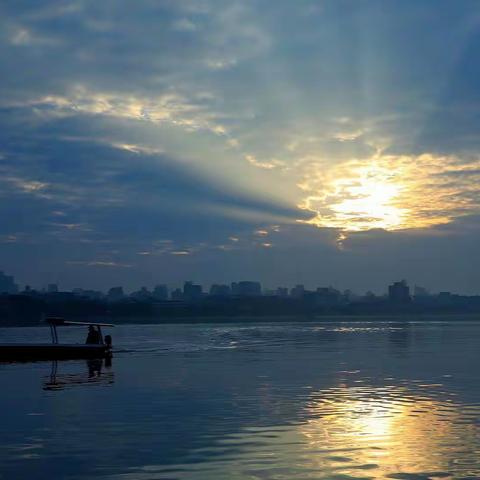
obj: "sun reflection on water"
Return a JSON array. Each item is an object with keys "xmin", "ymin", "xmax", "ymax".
[
  {"xmin": 127, "ymin": 384, "xmax": 480, "ymax": 479},
  {"xmin": 299, "ymin": 385, "xmax": 479, "ymax": 478}
]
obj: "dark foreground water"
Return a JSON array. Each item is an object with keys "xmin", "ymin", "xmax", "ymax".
[{"xmin": 1, "ymin": 320, "xmax": 480, "ymax": 480}]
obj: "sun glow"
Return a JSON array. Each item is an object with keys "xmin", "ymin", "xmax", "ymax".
[
  {"xmin": 301, "ymin": 163, "xmax": 407, "ymax": 232},
  {"xmin": 326, "ymin": 165, "xmax": 405, "ymax": 231},
  {"xmin": 298, "ymin": 154, "xmax": 479, "ymax": 233}
]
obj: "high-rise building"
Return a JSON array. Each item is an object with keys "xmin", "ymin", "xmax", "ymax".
[
  {"xmin": 131, "ymin": 287, "xmax": 151, "ymax": 300},
  {"xmin": 343, "ymin": 289, "xmax": 356, "ymax": 302},
  {"xmin": 107, "ymin": 286, "xmax": 125, "ymax": 302},
  {"xmin": 210, "ymin": 284, "xmax": 231, "ymax": 297},
  {"xmin": 388, "ymin": 280, "xmax": 411, "ymax": 303},
  {"xmin": 47, "ymin": 283, "xmax": 58, "ymax": 293},
  {"xmin": 290, "ymin": 284, "xmax": 305, "ymax": 299},
  {"xmin": 73, "ymin": 288, "xmax": 104, "ymax": 300},
  {"xmin": 414, "ymin": 285, "xmax": 430, "ymax": 298},
  {"xmin": 263, "ymin": 289, "xmax": 276, "ymax": 297},
  {"xmin": 183, "ymin": 281, "xmax": 203, "ymax": 301},
  {"xmin": 171, "ymin": 288, "xmax": 183, "ymax": 301},
  {"xmin": 153, "ymin": 284, "xmax": 168, "ymax": 301},
  {"xmin": 0, "ymin": 271, "xmax": 18, "ymax": 294},
  {"xmin": 232, "ymin": 281, "xmax": 261, "ymax": 297},
  {"xmin": 438, "ymin": 291, "xmax": 454, "ymax": 306},
  {"xmin": 315, "ymin": 287, "xmax": 341, "ymax": 305}
]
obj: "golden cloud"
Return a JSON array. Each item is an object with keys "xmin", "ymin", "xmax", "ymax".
[
  {"xmin": 32, "ymin": 87, "xmax": 228, "ymax": 136},
  {"xmin": 298, "ymin": 153, "xmax": 480, "ymax": 232}
]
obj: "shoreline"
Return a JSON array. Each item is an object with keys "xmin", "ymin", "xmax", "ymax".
[{"xmin": 2, "ymin": 312, "xmax": 480, "ymax": 327}]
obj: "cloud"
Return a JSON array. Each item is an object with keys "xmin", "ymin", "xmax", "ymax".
[
  {"xmin": 67, "ymin": 261, "xmax": 134, "ymax": 268},
  {"xmin": 298, "ymin": 153, "xmax": 480, "ymax": 232},
  {"xmin": 245, "ymin": 155, "xmax": 284, "ymax": 170},
  {"xmin": 172, "ymin": 18, "xmax": 197, "ymax": 32},
  {"xmin": 2, "ymin": 0, "xmax": 480, "ymax": 291},
  {"xmin": 24, "ymin": 87, "xmax": 229, "ymax": 136}
]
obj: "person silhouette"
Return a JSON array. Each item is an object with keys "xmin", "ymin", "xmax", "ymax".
[{"xmin": 85, "ymin": 325, "xmax": 101, "ymax": 344}]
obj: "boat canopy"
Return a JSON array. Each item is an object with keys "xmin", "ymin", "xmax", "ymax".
[{"xmin": 45, "ymin": 317, "xmax": 114, "ymax": 327}]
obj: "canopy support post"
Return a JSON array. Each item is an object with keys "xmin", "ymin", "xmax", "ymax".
[{"xmin": 97, "ymin": 325, "xmax": 104, "ymax": 344}]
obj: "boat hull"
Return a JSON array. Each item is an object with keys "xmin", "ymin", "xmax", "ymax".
[{"xmin": 0, "ymin": 344, "xmax": 112, "ymax": 361}]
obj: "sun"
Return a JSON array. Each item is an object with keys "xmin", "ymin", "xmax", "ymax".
[
  {"xmin": 329, "ymin": 166, "xmax": 405, "ymax": 231},
  {"xmin": 302, "ymin": 163, "xmax": 406, "ymax": 232}
]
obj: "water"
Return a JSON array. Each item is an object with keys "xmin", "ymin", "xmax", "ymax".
[{"xmin": 1, "ymin": 320, "xmax": 480, "ymax": 479}]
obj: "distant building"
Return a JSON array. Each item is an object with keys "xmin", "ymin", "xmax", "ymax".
[
  {"xmin": 437, "ymin": 291, "xmax": 454, "ymax": 306},
  {"xmin": 0, "ymin": 271, "xmax": 18, "ymax": 294},
  {"xmin": 47, "ymin": 283, "xmax": 58, "ymax": 293},
  {"xmin": 290, "ymin": 284, "xmax": 305, "ymax": 299},
  {"xmin": 107, "ymin": 286, "xmax": 125, "ymax": 302},
  {"xmin": 83, "ymin": 290, "xmax": 104, "ymax": 300},
  {"xmin": 388, "ymin": 280, "xmax": 411, "ymax": 303},
  {"xmin": 315, "ymin": 287, "xmax": 341, "ymax": 305},
  {"xmin": 343, "ymin": 289, "xmax": 357, "ymax": 302},
  {"xmin": 153, "ymin": 284, "xmax": 168, "ymax": 301},
  {"xmin": 0, "ymin": 272, "xmax": 18, "ymax": 294},
  {"xmin": 276, "ymin": 287, "xmax": 288, "ymax": 297},
  {"xmin": 438, "ymin": 291, "xmax": 452, "ymax": 298},
  {"xmin": 22, "ymin": 285, "xmax": 34, "ymax": 295},
  {"xmin": 414, "ymin": 285, "xmax": 430, "ymax": 298},
  {"xmin": 183, "ymin": 281, "xmax": 203, "ymax": 301},
  {"xmin": 363, "ymin": 291, "xmax": 378, "ymax": 303},
  {"xmin": 44, "ymin": 292, "xmax": 75, "ymax": 303},
  {"xmin": 263, "ymin": 289, "xmax": 276, "ymax": 297},
  {"xmin": 209, "ymin": 284, "xmax": 231, "ymax": 297},
  {"xmin": 73, "ymin": 288, "xmax": 104, "ymax": 300},
  {"xmin": 232, "ymin": 281, "xmax": 262, "ymax": 297},
  {"xmin": 171, "ymin": 288, "xmax": 183, "ymax": 301},
  {"xmin": 131, "ymin": 287, "xmax": 151, "ymax": 301}
]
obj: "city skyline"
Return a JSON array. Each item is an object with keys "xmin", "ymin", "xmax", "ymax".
[
  {"xmin": 4, "ymin": 270, "xmax": 480, "ymax": 327},
  {"xmin": 0, "ymin": 269, "xmax": 469, "ymax": 299}
]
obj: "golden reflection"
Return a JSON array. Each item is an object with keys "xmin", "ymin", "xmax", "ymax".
[
  {"xmin": 299, "ymin": 385, "xmax": 479, "ymax": 478},
  {"xmin": 143, "ymin": 385, "xmax": 480, "ymax": 480},
  {"xmin": 299, "ymin": 154, "xmax": 480, "ymax": 233}
]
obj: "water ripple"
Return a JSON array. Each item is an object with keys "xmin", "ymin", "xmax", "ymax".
[{"xmin": 1, "ymin": 321, "xmax": 480, "ymax": 479}]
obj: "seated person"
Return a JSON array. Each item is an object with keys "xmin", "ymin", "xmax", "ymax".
[{"xmin": 85, "ymin": 325, "xmax": 101, "ymax": 344}]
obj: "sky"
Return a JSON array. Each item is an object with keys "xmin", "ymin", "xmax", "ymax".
[{"xmin": 2, "ymin": 0, "xmax": 480, "ymax": 294}]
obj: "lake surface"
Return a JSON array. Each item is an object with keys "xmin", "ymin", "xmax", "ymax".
[{"xmin": 1, "ymin": 320, "xmax": 480, "ymax": 479}]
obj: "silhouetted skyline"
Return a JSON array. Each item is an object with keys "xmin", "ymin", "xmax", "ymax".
[
  {"xmin": 3, "ymin": 269, "xmax": 478, "ymax": 310},
  {"xmin": 3, "ymin": 274, "xmax": 480, "ymax": 326}
]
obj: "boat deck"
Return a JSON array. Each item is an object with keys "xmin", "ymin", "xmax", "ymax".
[{"xmin": 0, "ymin": 343, "xmax": 111, "ymax": 361}]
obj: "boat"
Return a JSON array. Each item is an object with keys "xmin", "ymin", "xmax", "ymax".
[{"xmin": 0, "ymin": 317, "xmax": 114, "ymax": 362}]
